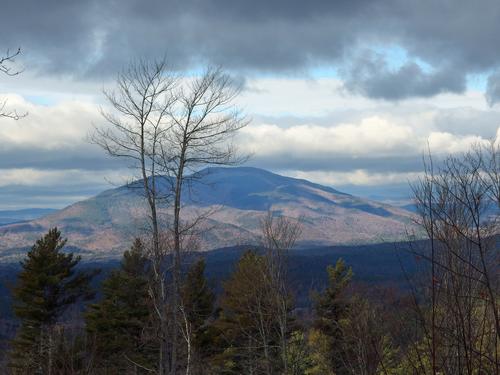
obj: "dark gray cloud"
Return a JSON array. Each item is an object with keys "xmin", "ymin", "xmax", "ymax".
[
  {"xmin": 2, "ymin": 0, "xmax": 359, "ymax": 76},
  {"xmin": 0, "ymin": 147, "xmax": 125, "ymax": 170},
  {"xmin": 486, "ymin": 71, "xmax": 500, "ymax": 106},
  {"xmin": 1, "ymin": 0, "xmax": 500, "ymax": 101},
  {"xmin": 342, "ymin": 52, "xmax": 465, "ymax": 100}
]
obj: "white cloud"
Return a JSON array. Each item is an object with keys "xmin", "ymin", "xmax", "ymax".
[
  {"xmin": 0, "ymin": 95, "xmax": 101, "ymax": 151},
  {"xmin": 239, "ymin": 116, "xmax": 414, "ymax": 156},
  {"xmin": 238, "ymin": 77, "xmax": 375, "ymax": 116},
  {"xmin": 1, "ymin": 75, "xmax": 499, "ymax": 206},
  {"xmin": 427, "ymin": 132, "xmax": 488, "ymax": 154},
  {"xmin": 238, "ymin": 116, "xmax": 495, "ymax": 161}
]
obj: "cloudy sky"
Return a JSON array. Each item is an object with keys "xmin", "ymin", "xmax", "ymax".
[{"xmin": 1, "ymin": 0, "xmax": 500, "ymax": 209}]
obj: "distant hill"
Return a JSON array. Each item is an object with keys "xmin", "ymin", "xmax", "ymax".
[
  {"xmin": 0, "ymin": 208, "xmax": 57, "ymax": 225},
  {"xmin": 0, "ymin": 167, "xmax": 419, "ymax": 261}
]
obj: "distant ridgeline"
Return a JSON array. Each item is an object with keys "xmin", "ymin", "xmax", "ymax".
[
  {"xmin": 0, "ymin": 167, "xmax": 419, "ymax": 262},
  {"xmin": 0, "ymin": 208, "xmax": 56, "ymax": 226}
]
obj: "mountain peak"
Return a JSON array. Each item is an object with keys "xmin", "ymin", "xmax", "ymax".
[{"xmin": 0, "ymin": 167, "xmax": 417, "ymax": 261}]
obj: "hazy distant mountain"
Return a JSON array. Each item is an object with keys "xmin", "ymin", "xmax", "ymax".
[
  {"xmin": 0, "ymin": 208, "xmax": 57, "ymax": 225},
  {"xmin": 0, "ymin": 167, "xmax": 418, "ymax": 261}
]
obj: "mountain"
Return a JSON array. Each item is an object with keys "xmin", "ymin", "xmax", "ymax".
[
  {"xmin": 0, "ymin": 167, "xmax": 418, "ymax": 261},
  {"xmin": 0, "ymin": 208, "xmax": 57, "ymax": 225}
]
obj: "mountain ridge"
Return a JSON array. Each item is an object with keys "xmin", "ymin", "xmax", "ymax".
[{"xmin": 0, "ymin": 167, "xmax": 417, "ymax": 261}]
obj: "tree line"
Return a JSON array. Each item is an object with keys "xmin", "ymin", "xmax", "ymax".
[{"xmin": 0, "ymin": 223, "xmax": 409, "ymax": 374}]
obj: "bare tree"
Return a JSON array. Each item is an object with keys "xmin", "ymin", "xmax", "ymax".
[
  {"xmin": 0, "ymin": 48, "xmax": 26, "ymax": 120},
  {"xmin": 94, "ymin": 62, "xmax": 247, "ymax": 374},
  {"xmin": 408, "ymin": 143, "xmax": 500, "ymax": 374},
  {"xmin": 91, "ymin": 59, "xmax": 177, "ymax": 374},
  {"xmin": 260, "ymin": 211, "xmax": 302, "ymax": 374},
  {"xmin": 159, "ymin": 66, "xmax": 248, "ymax": 374}
]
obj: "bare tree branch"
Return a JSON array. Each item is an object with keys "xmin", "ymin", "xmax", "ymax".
[
  {"xmin": 0, "ymin": 48, "xmax": 27, "ymax": 120},
  {"xmin": 408, "ymin": 144, "xmax": 500, "ymax": 374}
]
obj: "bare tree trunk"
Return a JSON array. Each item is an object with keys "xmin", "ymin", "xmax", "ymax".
[
  {"xmin": 179, "ymin": 305, "xmax": 192, "ymax": 375},
  {"xmin": 170, "ymin": 153, "xmax": 185, "ymax": 375}
]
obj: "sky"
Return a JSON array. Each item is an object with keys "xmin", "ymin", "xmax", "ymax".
[{"xmin": 1, "ymin": 0, "xmax": 500, "ymax": 209}]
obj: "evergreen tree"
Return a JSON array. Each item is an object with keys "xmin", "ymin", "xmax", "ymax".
[
  {"xmin": 313, "ymin": 258, "xmax": 353, "ymax": 374},
  {"xmin": 211, "ymin": 251, "xmax": 280, "ymax": 375},
  {"xmin": 85, "ymin": 238, "xmax": 154, "ymax": 373},
  {"xmin": 8, "ymin": 227, "xmax": 95, "ymax": 374}
]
